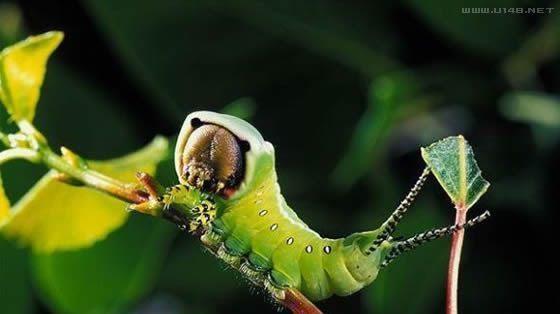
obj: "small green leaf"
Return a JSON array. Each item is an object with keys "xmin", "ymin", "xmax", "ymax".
[
  {"xmin": 0, "ymin": 31, "xmax": 63, "ymax": 122},
  {"xmin": 421, "ymin": 135, "xmax": 490, "ymax": 210},
  {"xmin": 0, "ymin": 136, "xmax": 169, "ymax": 252}
]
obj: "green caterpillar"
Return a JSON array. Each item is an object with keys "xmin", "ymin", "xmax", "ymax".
[{"xmin": 134, "ymin": 111, "xmax": 489, "ymax": 311}]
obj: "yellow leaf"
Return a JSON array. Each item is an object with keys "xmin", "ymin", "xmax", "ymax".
[
  {"xmin": 0, "ymin": 174, "xmax": 10, "ymax": 223},
  {"xmin": 0, "ymin": 136, "xmax": 169, "ymax": 252},
  {"xmin": 0, "ymin": 31, "xmax": 63, "ymax": 122}
]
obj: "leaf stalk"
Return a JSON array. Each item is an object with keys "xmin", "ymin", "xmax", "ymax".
[{"xmin": 446, "ymin": 206, "xmax": 467, "ymax": 314}]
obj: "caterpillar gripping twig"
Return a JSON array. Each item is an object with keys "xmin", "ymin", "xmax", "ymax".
[{"xmin": 131, "ymin": 111, "xmax": 490, "ymax": 313}]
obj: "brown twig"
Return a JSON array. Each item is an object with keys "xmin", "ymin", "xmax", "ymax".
[{"xmin": 282, "ymin": 289, "xmax": 323, "ymax": 314}]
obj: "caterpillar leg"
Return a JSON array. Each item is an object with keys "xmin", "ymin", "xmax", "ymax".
[
  {"xmin": 367, "ymin": 167, "xmax": 431, "ymax": 253},
  {"xmin": 381, "ymin": 211, "xmax": 490, "ymax": 267},
  {"xmin": 279, "ymin": 288, "xmax": 323, "ymax": 314}
]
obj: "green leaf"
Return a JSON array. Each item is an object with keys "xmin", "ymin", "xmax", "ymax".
[
  {"xmin": 0, "ymin": 136, "xmax": 169, "ymax": 252},
  {"xmin": 31, "ymin": 214, "xmax": 175, "ymax": 314},
  {"xmin": 0, "ymin": 31, "xmax": 63, "ymax": 122},
  {"xmin": 421, "ymin": 135, "xmax": 490, "ymax": 210}
]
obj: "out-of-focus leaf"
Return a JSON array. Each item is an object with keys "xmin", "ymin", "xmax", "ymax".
[
  {"xmin": 331, "ymin": 73, "xmax": 424, "ymax": 189},
  {"xmin": 500, "ymin": 92, "xmax": 560, "ymax": 127},
  {"xmin": 218, "ymin": 0, "xmax": 399, "ymax": 76},
  {"xmin": 83, "ymin": 0, "xmax": 398, "ymax": 124},
  {"xmin": 364, "ymin": 201, "xmax": 447, "ymax": 314},
  {"xmin": 503, "ymin": 11, "xmax": 560, "ymax": 87},
  {"xmin": 0, "ymin": 136, "xmax": 169, "ymax": 252},
  {"xmin": 221, "ymin": 97, "xmax": 256, "ymax": 121},
  {"xmin": 83, "ymin": 0, "xmax": 271, "ymax": 122},
  {"xmin": 421, "ymin": 135, "xmax": 490, "ymax": 210},
  {"xmin": 0, "ymin": 237, "xmax": 32, "ymax": 314},
  {"xmin": 404, "ymin": 0, "xmax": 523, "ymax": 57},
  {"xmin": 0, "ymin": 31, "xmax": 63, "ymax": 122},
  {"xmin": 31, "ymin": 214, "xmax": 175, "ymax": 314},
  {"xmin": 37, "ymin": 64, "xmax": 142, "ymax": 156},
  {"xmin": 0, "ymin": 3, "xmax": 23, "ymax": 46},
  {"xmin": 500, "ymin": 92, "xmax": 560, "ymax": 149},
  {"xmin": 391, "ymin": 106, "xmax": 472, "ymax": 154}
]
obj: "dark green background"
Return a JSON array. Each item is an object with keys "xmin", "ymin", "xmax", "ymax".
[{"xmin": 1, "ymin": 0, "xmax": 553, "ymax": 313}]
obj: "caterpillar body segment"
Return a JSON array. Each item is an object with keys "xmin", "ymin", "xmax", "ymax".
[
  {"xmin": 163, "ymin": 111, "xmax": 490, "ymax": 310},
  {"xmin": 200, "ymin": 185, "xmax": 390, "ymax": 301}
]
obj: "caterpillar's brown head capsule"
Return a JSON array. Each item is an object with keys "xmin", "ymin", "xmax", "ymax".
[
  {"xmin": 180, "ymin": 122, "xmax": 244, "ymax": 195},
  {"xmin": 175, "ymin": 111, "xmax": 275, "ymax": 199}
]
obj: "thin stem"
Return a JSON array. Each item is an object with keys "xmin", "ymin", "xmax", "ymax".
[
  {"xmin": 40, "ymin": 148, "xmax": 148, "ymax": 204},
  {"xmin": 0, "ymin": 148, "xmax": 40, "ymax": 164},
  {"xmin": 446, "ymin": 207, "xmax": 467, "ymax": 314}
]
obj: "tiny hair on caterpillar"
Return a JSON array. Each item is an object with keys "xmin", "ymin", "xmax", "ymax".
[{"xmin": 130, "ymin": 111, "xmax": 490, "ymax": 313}]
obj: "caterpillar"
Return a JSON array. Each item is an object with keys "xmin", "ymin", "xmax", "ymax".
[{"xmin": 132, "ymin": 111, "xmax": 490, "ymax": 313}]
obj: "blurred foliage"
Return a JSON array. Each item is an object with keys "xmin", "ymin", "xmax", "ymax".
[
  {"xmin": 0, "ymin": 2, "xmax": 21, "ymax": 45},
  {"xmin": 500, "ymin": 91, "xmax": 560, "ymax": 148},
  {"xmin": 31, "ymin": 215, "xmax": 175, "ymax": 314},
  {"xmin": 0, "ymin": 0, "xmax": 554, "ymax": 313},
  {"xmin": 405, "ymin": 0, "xmax": 525, "ymax": 56}
]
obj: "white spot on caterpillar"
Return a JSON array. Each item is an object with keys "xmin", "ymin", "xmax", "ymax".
[
  {"xmin": 286, "ymin": 237, "xmax": 294, "ymax": 245},
  {"xmin": 270, "ymin": 223, "xmax": 278, "ymax": 231},
  {"xmin": 259, "ymin": 209, "xmax": 268, "ymax": 216},
  {"xmin": 323, "ymin": 246, "xmax": 332, "ymax": 254},
  {"xmin": 305, "ymin": 245, "xmax": 313, "ymax": 253}
]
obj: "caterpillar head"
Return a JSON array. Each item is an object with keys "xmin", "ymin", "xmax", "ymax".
[{"xmin": 175, "ymin": 111, "xmax": 275, "ymax": 199}]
